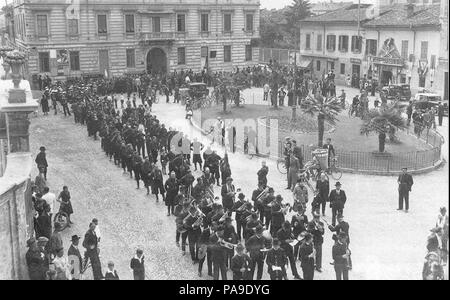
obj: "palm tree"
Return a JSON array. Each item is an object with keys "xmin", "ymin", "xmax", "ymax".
[
  {"xmin": 360, "ymin": 102, "xmax": 407, "ymax": 153},
  {"xmin": 302, "ymin": 93, "xmax": 342, "ymax": 147}
]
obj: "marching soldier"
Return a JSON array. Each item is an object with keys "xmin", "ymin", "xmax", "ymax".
[
  {"xmin": 277, "ymin": 221, "xmax": 301, "ymax": 279},
  {"xmin": 332, "ymin": 232, "xmax": 350, "ymax": 280},
  {"xmin": 299, "ymin": 233, "xmax": 315, "ymax": 280}
]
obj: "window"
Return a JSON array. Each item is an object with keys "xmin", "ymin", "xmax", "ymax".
[
  {"xmin": 39, "ymin": 52, "xmax": 50, "ymax": 72},
  {"xmin": 326, "ymin": 35, "xmax": 336, "ymax": 52},
  {"xmin": 316, "ymin": 60, "xmax": 321, "ymax": 71},
  {"xmin": 317, "ymin": 34, "xmax": 322, "ymax": 51},
  {"xmin": 305, "ymin": 34, "xmax": 311, "ymax": 50},
  {"xmin": 201, "ymin": 14, "xmax": 209, "ymax": 32},
  {"xmin": 338, "ymin": 35, "xmax": 349, "ymax": 52},
  {"xmin": 36, "ymin": 15, "xmax": 48, "ymax": 36},
  {"xmin": 223, "ymin": 13, "xmax": 232, "ymax": 32},
  {"xmin": 68, "ymin": 19, "xmax": 78, "ymax": 36},
  {"xmin": 401, "ymin": 40, "xmax": 409, "ymax": 59},
  {"xmin": 351, "ymin": 36, "xmax": 362, "ymax": 53},
  {"xmin": 420, "ymin": 41, "xmax": 428, "ymax": 60},
  {"xmin": 177, "ymin": 14, "xmax": 186, "ymax": 32},
  {"xmin": 245, "ymin": 14, "xmax": 254, "ymax": 32},
  {"xmin": 224, "ymin": 45, "xmax": 231, "ymax": 62},
  {"xmin": 366, "ymin": 39, "xmax": 377, "ymax": 56},
  {"xmin": 97, "ymin": 14, "xmax": 107, "ymax": 34},
  {"xmin": 152, "ymin": 17, "xmax": 161, "ymax": 33},
  {"xmin": 340, "ymin": 63, "xmax": 345, "ymax": 75},
  {"xmin": 330, "ymin": 62, "xmax": 335, "ymax": 71},
  {"xmin": 69, "ymin": 51, "xmax": 80, "ymax": 71},
  {"xmin": 125, "ymin": 14, "xmax": 135, "ymax": 33},
  {"xmin": 245, "ymin": 45, "xmax": 253, "ymax": 61},
  {"xmin": 126, "ymin": 49, "xmax": 135, "ymax": 68},
  {"xmin": 177, "ymin": 47, "xmax": 186, "ymax": 65}
]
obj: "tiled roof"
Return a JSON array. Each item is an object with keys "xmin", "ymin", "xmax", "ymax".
[
  {"xmin": 301, "ymin": 4, "xmax": 373, "ymax": 23},
  {"xmin": 363, "ymin": 4, "xmax": 441, "ymax": 27},
  {"xmin": 301, "ymin": 4, "xmax": 441, "ymax": 27}
]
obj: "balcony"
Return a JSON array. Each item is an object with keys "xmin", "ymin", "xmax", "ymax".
[{"xmin": 139, "ymin": 32, "xmax": 176, "ymax": 42}]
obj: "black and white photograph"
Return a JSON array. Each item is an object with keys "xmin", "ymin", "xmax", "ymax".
[{"xmin": 0, "ymin": 0, "xmax": 448, "ymax": 284}]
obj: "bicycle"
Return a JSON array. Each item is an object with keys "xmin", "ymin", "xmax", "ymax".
[
  {"xmin": 277, "ymin": 158, "xmax": 287, "ymax": 175},
  {"xmin": 327, "ymin": 157, "xmax": 343, "ymax": 180}
]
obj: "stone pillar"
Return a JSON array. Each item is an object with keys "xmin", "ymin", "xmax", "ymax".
[{"xmin": 0, "ymin": 50, "xmax": 37, "ymax": 154}]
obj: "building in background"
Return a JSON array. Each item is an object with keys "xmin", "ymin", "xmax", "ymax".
[
  {"xmin": 310, "ymin": 1, "xmax": 353, "ymax": 16},
  {"xmin": 12, "ymin": 0, "xmax": 260, "ymax": 81},
  {"xmin": 299, "ymin": 1, "xmax": 449, "ymax": 99}
]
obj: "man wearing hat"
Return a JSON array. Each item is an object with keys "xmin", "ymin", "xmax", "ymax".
[
  {"xmin": 257, "ymin": 161, "xmax": 269, "ymax": 188},
  {"xmin": 308, "ymin": 211, "xmax": 325, "ymax": 272},
  {"xmin": 221, "ymin": 177, "xmax": 236, "ymax": 212},
  {"xmin": 270, "ymin": 195, "xmax": 285, "ymax": 236},
  {"xmin": 332, "ymin": 232, "xmax": 350, "ymax": 280},
  {"xmin": 245, "ymin": 224, "xmax": 266, "ymax": 280},
  {"xmin": 231, "ymin": 243, "xmax": 251, "ymax": 280},
  {"xmin": 68, "ymin": 235, "xmax": 82, "ymax": 280},
  {"xmin": 35, "ymin": 146, "xmax": 48, "ymax": 180},
  {"xmin": 328, "ymin": 181, "xmax": 347, "ymax": 226},
  {"xmin": 262, "ymin": 187, "xmax": 275, "ymax": 229},
  {"xmin": 266, "ymin": 238, "xmax": 288, "ymax": 280},
  {"xmin": 82, "ymin": 222, "xmax": 103, "ymax": 280},
  {"xmin": 397, "ymin": 167, "xmax": 413, "ymax": 212},
  {"xmin": 329, "ymin": 214, "xmax": 350, "ymax": 245},
  {"xmin": 299, "ymin": 233, "xmax": 315, "ymax": 280}
]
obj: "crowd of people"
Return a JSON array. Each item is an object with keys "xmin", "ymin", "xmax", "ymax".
[
  {"xmin": 423, "ymin": 207, "xmax": 448, "ymax": 280},
  {"xmin": 26, "ymin": 71, "xmax": 355, "ymax": 280}
]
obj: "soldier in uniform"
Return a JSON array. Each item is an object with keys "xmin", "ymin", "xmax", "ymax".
[
  {"xmin": 209, "ymin": 225, "xmax": 228, "ymax": 280},
  {"xmin": 332, "ymin": 232, "xmax": 350, "ymax": 280},
  {"xmin": 299, "ymin": 232, "xmax": 315, "ymax": 280}
]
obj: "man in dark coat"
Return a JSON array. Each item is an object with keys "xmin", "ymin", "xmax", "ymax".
[
  {"xmin": 299, "ymin": 233, "xmax": 315, "ymax": 280},
  {"xmin": 35, "ymin": 146, "xmax": 48, "ymax": 180},
  {"xmin": 221, "ymin": 177, "xmax": 236, "ymax": 212},
  {"xmin": 164, "ymin": 171, "xmax": 180, "ymax": 216},
  {"xmin": 257, "ymin": 161, "xmax": 269, "ymax": 187},
  {"xmin": 245, "ymin": 224, "xmax": 266, "ymax": 280},
  {"xmin": 328, "ymin": 181, "xmax": 347, "ymax": 226},
  {"xmin": 397, "ymin": 167, "xmax": 413, "ymax": 212},
  {"xmin": 308, "ymin": 212, "xmax": 324, "ymax": 272},
  {"xmin": 316, "ymin": 173, "xmax": 330, "ymax": 216},
  {"xmin": 26, "ymin": 237, "xmax": 46, "ymax": 280},
  {"xmin": 332, "ymin": 232, "xmax": 350, "ymax": 280},
  {"xmin": 130, "ymin": 249, "xmax": 145, "ymax": 280},
  {"xmin": 209, "ymin": 226, "xmax": 228, "ymax": 280},
  {"xmin": 276, "ymin": 221, "xmax": 301, "ymax": 279},
  {"xmin": 266, "ymin": 238, "xmax": 288, "ymax": 280},
  {"xmin": 231, "ymin": 243, "xmax": 251, "ymax": 280},
  {"xmin": 82, "ymin": 222, "xmax": 103, "ymax": 280}
]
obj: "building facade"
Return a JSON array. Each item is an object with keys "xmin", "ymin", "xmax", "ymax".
[
  {"xmin": 12, "ymin": 0, "xmax": 260, "ymax": 80},
  {"xmin": 299, "ymin": 1, "xmax": 449, "ymax": 99}
]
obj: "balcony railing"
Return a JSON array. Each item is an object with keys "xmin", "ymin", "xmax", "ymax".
[{"xmin": 139, "ymin": 32, "xmax": 176, "ymax": 41}]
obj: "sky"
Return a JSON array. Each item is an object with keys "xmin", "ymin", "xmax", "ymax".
[{"xmin": 260, "ymin": 0, "xmax": 376, "ymax": 10}]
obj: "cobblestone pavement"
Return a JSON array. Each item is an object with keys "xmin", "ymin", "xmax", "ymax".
[{"xmin": 29, "ymin": 89, "xmax": 448, "ymax": 280}]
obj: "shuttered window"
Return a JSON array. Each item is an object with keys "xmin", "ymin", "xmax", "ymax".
[
  {"xmin": 39, "ymin": 52, "xmax": 50, "ymax": 72},
  {"xmin": 177, "ymin": 14, "xmax": 185, "ymax": 32},
  {"xmin": 125, "ymin": 14, "xmax": 135, "ymax": 33},
  {"xmin": 245, "ymin": 45, "xmax": 253, "ymax": 61},
  {"xmin": 224, "ymin": 45, "xmax": 231, "ymax": 62},
  {"xmin": 178, "ymin": 47, "xmax": 186, "ymax": 65},
  {"xmin": 97, "ymin": 14, "xmax": 107, "ymax": 34},
  {"xmin": 201, "ymin": 14, "xmax": 209, "ymax": 32},
  {"xmin": 420, "ymin": 41, "xmax": 428, "ymax": 60},
  {"xmin": 317, "ymin": 34, "xmax": 322, "ymax": 51},
  {"xmin": 36, "ymin": 15, "xmax": 48, "ymax": 36},
  {"xmin": 126, "ymin": 49, "xmax": 135, "ymax": 68},
  {"xmin": 70, "ymin": 51, "xmax": 80, "ymax": 71}
]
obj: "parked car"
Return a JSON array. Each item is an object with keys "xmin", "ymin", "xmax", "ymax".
[
  {"xmin": 380, "ymin": 84, "xmax": 412, "ymax": 101},
  {"xmin": 413, "ymin": 93, "xmax": 448, "ymax": 116}
]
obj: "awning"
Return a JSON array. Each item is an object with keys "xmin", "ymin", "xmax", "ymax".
[{"xmin": 298, "ymin": 59, "xmax": 312, "ymax": 69}]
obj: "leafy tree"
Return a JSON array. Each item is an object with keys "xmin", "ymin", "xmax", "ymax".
[
  {"xmin": 284, "ymin": 0, "xmax": 312, "ymax": 45},
  {"xmin": 360, "ymin": 102, "xmax": 407, "ymax": 153},
  {"xmin": 302, "ymin": 93, "xmax": 342, "ymax": 147}
]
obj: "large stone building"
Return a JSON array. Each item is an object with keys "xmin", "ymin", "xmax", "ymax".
[
  {"xmin": 299, "ymin": 1, "xmax": 449, "ymax": 99},
  {"xmin": 12, "ymin": 0, "xmax": 260, "ymax": 80}
]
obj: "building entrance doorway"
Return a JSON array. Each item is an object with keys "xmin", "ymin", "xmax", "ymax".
[
  {"xmin": 381, "ymin": 70, "xmax": 393, "ymax": 86},
  {"xmin": 147, "ymin": 48, "xmax": 167, "ymax": 74}
]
